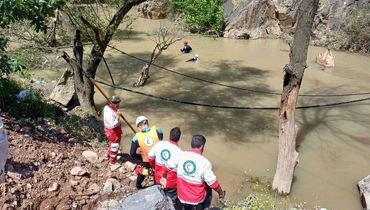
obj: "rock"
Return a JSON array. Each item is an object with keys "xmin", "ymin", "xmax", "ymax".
[
  {"xmin": 110, "ymin": 163, "xmax": 121, "ymax": 171},
  {"xmin": 124, "ymin": 161, "xmax": 136, "ymax": 172},
  {"xmin": 102, "ymin": 178, "xmax": 122, "ymax": 194},
  {"xmin": 119, "ymin": 166, "xmax": 128, "ymax": 174},
  {"xmin": 7, "ymin": 171, "xmax": 23, "ymax": 180},
  {"xmin": 49, "ymin": 68, "xmax": 75, "ymax": 106},
  {"xmin": 13, "ymin": 124, "xmax": 21, "ymax": 132},
  {"xmin": 70, "ymin": 166, "xmax": 89, "ymax": 176},
  {"xmin": 98, "ymin": 199, "xmax": 121, "ymax": 210},
  {"xmin": 137, "ymin": 0, "xmax": 169, "ymax": 19},
  {"xmin": 120, "ymin": 185, "xmax": 175, "ymax": 210},
  {"xmin": 48, "ymin": 182, "xmax": 59, "ymax": 192},
  {"xmin": 128, "ymin": 175, "xmax": 137, "ymax": 182},
  {"xmin": 70, "ymin": 180, "xmax": 79, "ymax": 186},
  {"xmin": 358, "ymin": 175, "xmax": 370, "ymax": 209},
  {"xmin": 82, "ymin": 150, "xmax": 98, "ymax": 163},
  {"xmin": 20, "ymin": 126, "xmax": 31, "ymax": 134},
  {"xmin": 85, "ymin": 183, "xmax": 100, "ymax": 195}
]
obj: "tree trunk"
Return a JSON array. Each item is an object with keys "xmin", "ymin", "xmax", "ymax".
[
  {"xmin": 72, "ymin": 30, "xmax": 96, "ymax": 115},
  {"xmin": 272, "ymin": 0, "xmax": 319, "ymax": 195}
]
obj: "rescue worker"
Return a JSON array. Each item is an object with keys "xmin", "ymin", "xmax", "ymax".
[
  {"xmin": 177, "ymin": 135, "xmax": 225, "ymax": 210},
  {"xmin": 130, "ymin": 116, "xmax": 163, "ymax": 189},
  {"xmin": 0, "ymin": 117, "xmax": 9, "ymax": 183},
  {"xmin": 180, "ymin": 40, "xmax": 192, "ymax": 54},
  {"xmin": 148, "ymin": 127, "xmax": 183, "ymax": 210},
  {"xmin": 103, "ymin": 96, "xmax": 122, "ymax": 165}
]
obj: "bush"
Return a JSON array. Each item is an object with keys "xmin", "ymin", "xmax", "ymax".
[
  {"xmin": 0, "ymin": 36, "xmax": 28, "ymax": 77},
  {"xmin": 0, "ymin": 78, "xmax": 60, "ymax": 120},
  {"xmin": 343, "ymin": 6, "xmax": 370, "ymax": 53},
  {"xmin": 171, "ymin": 0, "xmax": 225, "ymax": 36}
]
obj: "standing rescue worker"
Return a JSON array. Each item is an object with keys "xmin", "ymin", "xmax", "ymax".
[
  {"xmin": 177, "ymin": 135, "xmax": 225, "ymax": 210},
  {"xmin": 148, "ymin": 127, "xmax": 183, "ymax": 209},
  {"xmin": 103, "ymin": 96, "xmax": 122, "ymax": 165},
  {"xmin": 130, "ymin": 116, "xmax": 163, "ymax": 189}
]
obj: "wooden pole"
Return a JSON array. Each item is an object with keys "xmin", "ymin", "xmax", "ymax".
[{"xmin": 89, "ymin": 78, "xmax": 136, "ymax": 134}]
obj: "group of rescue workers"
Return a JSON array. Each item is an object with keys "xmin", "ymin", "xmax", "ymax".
[{"xmin": 103, "ymin": 96, "xmax": 225, "ymax": 210}]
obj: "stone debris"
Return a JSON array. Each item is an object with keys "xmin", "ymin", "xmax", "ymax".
[
  {"xmin": 358, "ymin": 175, "xmax": 370, "ymax": 209},
  {"xmin": 70, "ymin": 166, "xmax": 89, "ymax": 176},
  {"xmin": 48, "ymin": 182, "xmax": 59, "ymax": 192},
  {"xmin": 82, "ymin": 150, "xmax": 98, "ymax": 164}
]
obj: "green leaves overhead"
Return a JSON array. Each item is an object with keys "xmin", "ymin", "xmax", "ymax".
[{"xmin": 0, "ymin": 0, "xmax": 65, "ymax": 32}]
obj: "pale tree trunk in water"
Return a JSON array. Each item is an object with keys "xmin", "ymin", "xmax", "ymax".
[{"xmin": 272, "ymin": 0, "xmax": 319, "ymax": 195}]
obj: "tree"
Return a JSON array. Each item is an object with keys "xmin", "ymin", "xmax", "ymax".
[
  {"xmin": 133, "ymin": 25, "xmax": 181, "ymax": 87},
  {"xmin": 272, "ymin": 0, "xmax": 319, "ymax": 195},
  {"xmin": 60, "ymin": 0, "xmax": 147, "ymax": 115},
  {"xmin": 0, "ymin": 0, "xmax": 65, "ymax": 76}
]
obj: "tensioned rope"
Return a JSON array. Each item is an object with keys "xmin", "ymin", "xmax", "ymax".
[
  {"xmin": 94, "ymin": 78, "xmax": 370, "ymax": 110},
  {"xmin": 107, "ymin": 44, "xmax": 370, "ymax": 97}
]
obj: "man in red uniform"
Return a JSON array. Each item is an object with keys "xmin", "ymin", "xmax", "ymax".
[
  {"xmin": 177, "ymin": 135, "xmax": 225, "ymax": 210},
  {"xmin": 103, "ymin": 96, "xmax": 122, "ymax": 164},
  {"xmin": 148, "ymin": 127, "xmax": 183, "ymax": 209}
]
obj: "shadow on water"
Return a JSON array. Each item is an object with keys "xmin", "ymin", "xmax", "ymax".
[
  {"xmin": 97, "ymin": 53, "xmax": 278, "ymax": 143},
  {"xmin": 296, "ymin": 87, "xmax": 370, "ymax": 150}
]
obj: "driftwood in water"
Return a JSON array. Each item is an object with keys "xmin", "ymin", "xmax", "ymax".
[{"xmin": 133, "ymin": 64, "xmax": 150, "ymax": 87}]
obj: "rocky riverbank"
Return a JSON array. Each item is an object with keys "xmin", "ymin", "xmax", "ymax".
[{"xmin": 0, "ymin": 114, "xmax": 152, "ymax": 209}]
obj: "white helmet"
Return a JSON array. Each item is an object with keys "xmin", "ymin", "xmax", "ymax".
[{"xmin": 136, "ymin": 116, "xmax": 148, "ymax": 126}]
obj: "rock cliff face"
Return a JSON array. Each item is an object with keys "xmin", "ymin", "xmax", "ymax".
[
  {"xmin": 312, "ymin": 0, "xmax": 369, "ymax": 48},
  {"xmin": 223, "ymin": 0, "xmax": 299, "ymax": 39},
  {"xmin": 137, "ymin": 0, "xmax": 169, "ymax": 19},
  {"xmin": 223, "ymin": 0, "xmax": 369, "ymax": 44}
]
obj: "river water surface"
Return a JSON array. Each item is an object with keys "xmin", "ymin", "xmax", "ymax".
[{"xmin": 37, "ymin": 18, "xmax": 370, "ymax": 209}]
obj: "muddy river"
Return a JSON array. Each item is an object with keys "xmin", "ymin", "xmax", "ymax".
[{"xmin": 36, "ymin": 18, "xmax": 370, "ymax": 209}]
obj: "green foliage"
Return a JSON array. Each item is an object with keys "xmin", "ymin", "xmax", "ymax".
[
  {"xmin": 343, "ymin": 6, "xmax": 370, "ymax": 53},
  {"xmin": 0, "ymin": 36, "xmax": 28, "ymax": 77},
  {"xmin": 171, "ymin": 0, "xmax": 225, "ymax": 36},
  {"xmin": 9, "ymin": 48, "xmax": 44, "ymax": 71},
  {"xmin": 0, "ymin": 78, "xmax": 98, "ymax": 140},
  {"xmin": 0, "ymin": 78, "xmax": 59, "ymax": 119},
  {"xmin": 0, "ymin": 0, "xmax": 66, "ymax": 32}
]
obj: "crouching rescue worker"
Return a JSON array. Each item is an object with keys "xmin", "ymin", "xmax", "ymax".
[
  {"xmin": 130, "ymin": 116, "xmax": 163, "ymax": 189},
  {"xmin": 177, "ymin": 135, "xmax": 225, "ymax": 210},
  {"xmin": 148, "ymin": 127, "xmax": 183, "ymax": 209},
  {"xmin": 103, "ymin": 96, "xmax": 123, "ymax": 165}
]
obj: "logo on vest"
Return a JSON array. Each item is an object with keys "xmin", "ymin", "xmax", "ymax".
[
  {"xmin": 160, "ymin": 149, "xmax": 171, "ymax": 161},
  {"xmin": 183, "ymin": 160, "xmax": 196, "ymax": 175},
  {"xmin": 144, "ymin": 137, "xmax": 154, "ymax": 146}
]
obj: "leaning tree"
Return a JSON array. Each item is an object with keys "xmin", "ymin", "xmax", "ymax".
[
  {"xmin": 272, "ymin": 0, "xmax": 320, "ymax": 195},
  {"xmin": 59, "ymin": 0, "xmax": 147, "ymax": 115}
]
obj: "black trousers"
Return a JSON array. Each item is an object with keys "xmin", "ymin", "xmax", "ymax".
[
  {"xmin": 181, "ymin": 187, "xmax": 212, "ymax": 210},
  {"xmin": 163, "ymin": 188, "xmax": 182, "ymax": 210}
]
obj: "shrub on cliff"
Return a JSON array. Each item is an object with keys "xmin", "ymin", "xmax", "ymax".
[
  {"xmin": 170, "ymin": 0, "xmax": 225, "ymax": 36},
  {"xmin": 343, "ymin": 6, "xmax": 370, "ymax": 54}
]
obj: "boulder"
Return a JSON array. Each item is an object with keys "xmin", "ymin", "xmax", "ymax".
[
  {"xmin": 49, "ymin": 68, "xmax": 75, "ymax": 106},
  {"xmin": 137, "ymin": 0, "xmax": 170, "ymax": 19},
  {"xmin": 119, "ymin": 185, "xmax": 175, "ymax": 210},
  {"xmin": 358, "ymin": 175, "xmax": 370, "ymax": 209}
]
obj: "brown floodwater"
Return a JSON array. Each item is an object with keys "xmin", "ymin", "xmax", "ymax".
[{"xmin": 35, "ymin": 18, "xmax": 370, "ymax": 209}]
